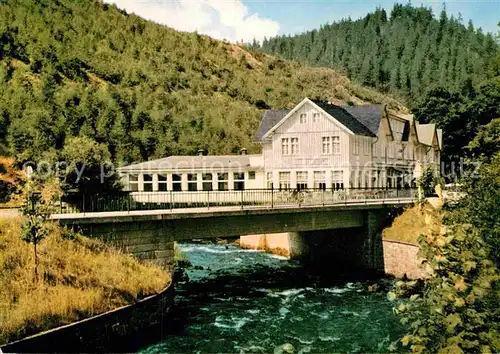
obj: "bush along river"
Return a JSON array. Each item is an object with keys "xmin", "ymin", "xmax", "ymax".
[{"xmin": 139, "ymin": 242, "xmax": 405, "ymax": 353}]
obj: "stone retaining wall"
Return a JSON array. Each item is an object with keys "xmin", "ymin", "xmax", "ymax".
[
  {"xmin": 1, "ymin": 284, "xmax": 174, "ymax": 353},
  {"xmin": 382, "ymin": 240, "xmax": 426, "ymax": 279},
  {"xmin": 74, "ymin": 222, "xmax": 175, "ymax": 271},
  {"xmin": 241, "ymin": 234, "xmax": 427, "ymax": 279}
]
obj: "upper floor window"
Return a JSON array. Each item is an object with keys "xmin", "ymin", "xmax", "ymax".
[
  {"xmin": 299, "ymin": 113, "xmax": 307, "ymax": 123},
  {"xmin": 333, "ymin": 136, "xmax": 340, "ymax": 154},
  {"xmin": 248, "ymin": 171, "xmax": 256, "ymax": 180},
  {"xmin": 281, "ymin": 138, "xmax": 289, "ymax": 155},
  {"xmin": 353, "ymin": 138, "xmax": 360, "ymax": 155},
  {"xmin": 282, "ymin": 137, "xmax": 298, "ymax": 155},
  {"xmin": 322, "ymin": 136, "xmax": 340, "ymax": 154},
  {"xmin": 322, "ymin": 137, "xmax": 330, "ymax": 154},
  {"xmin": 291, "ymin": 137, "xmax": 299, "ymax": 155},
  {"xmin": 313, "ymin": 113, "xmax": 320, "ymax": 123},
  {"xmin": 363, "ymin": 139, "xmax": 370, "ymax": 155}
]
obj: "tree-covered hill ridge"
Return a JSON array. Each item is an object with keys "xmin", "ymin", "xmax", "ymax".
[
  {"xmin": 256, "ymin": 4, "xmax": 499, "ymax": 103},
  {"xmin": 0, "ymin": 0, "xmax": 407, "ymax": 166}
]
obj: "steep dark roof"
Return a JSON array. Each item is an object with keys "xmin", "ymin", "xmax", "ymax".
[
  {"xmin": 255, "ymin": 100, "xmax": 384, "ymax": 141},
  {"xmin": 312, "ymin": 100, "xmax": 376, "ymax": 137},
  {"xmin": 342, "ymin": 104, "xmax": 384, "ymax": 136},
  {"xmin": 254, "ymin": 109, "xmax": 290, "ymax": 141}
]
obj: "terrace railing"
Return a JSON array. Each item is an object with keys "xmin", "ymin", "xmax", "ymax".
[{"xmin": 55, "ymin": 187, "xmax": 417, "ymax": 214}]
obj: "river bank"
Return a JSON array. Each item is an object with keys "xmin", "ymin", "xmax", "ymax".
[
  {"xmin": 0, "ymin": 216, "xmax": 171, "ymax": 346},
  {"xmin": 1, "ymin": 284, "xmax": 174, "ymax": 353}
]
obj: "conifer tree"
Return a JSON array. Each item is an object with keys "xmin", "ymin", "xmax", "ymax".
[{"xmin": 259, "ymin": 3, "xmax": 499, "ymax": 102}]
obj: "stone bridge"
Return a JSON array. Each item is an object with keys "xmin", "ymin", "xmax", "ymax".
[{"xmin": 53, "ymin": 197, "xmax": 415, "ymax": 272}]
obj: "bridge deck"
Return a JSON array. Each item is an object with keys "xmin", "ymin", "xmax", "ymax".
[{"xmin": 52, "ymin": 197, "xmax": 415, "ymax": 224}]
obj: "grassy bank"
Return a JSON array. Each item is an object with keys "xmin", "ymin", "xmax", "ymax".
[
  {"xmin": 0, "ymin": 217, "xmax": 171, "ymax": 345},
  {"xmin": 383, "ymin": 203, "xmax": 442, "ymax": 244}
]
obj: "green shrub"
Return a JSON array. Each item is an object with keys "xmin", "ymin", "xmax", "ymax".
[{"xmin": 390, "ymin": 155, "xmax": 500, "ymax": 353}]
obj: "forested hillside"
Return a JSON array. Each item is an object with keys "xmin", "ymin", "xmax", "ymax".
[
  {"xmin": 0, "ymin": 0, "xmax": 405, "ymax": 168},
  {"xmin": 256, "ymin": 4, "xmax": 499, "ymax": 102}
]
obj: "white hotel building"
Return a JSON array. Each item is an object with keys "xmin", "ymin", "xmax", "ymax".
[{"xmin": 118, "ymin": 98, "xmax": 441, "ymax": 194}]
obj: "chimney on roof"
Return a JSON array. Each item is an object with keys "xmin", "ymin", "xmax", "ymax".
[
  {"xmin": 240, "ymin": 148, "xmax": 248, "ymax": 155},
  {"xmin": 198, "ymin": 149, "xmax": 205, "ymax": 156}
]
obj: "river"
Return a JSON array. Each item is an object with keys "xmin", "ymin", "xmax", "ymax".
[{"xmin": 139, "ymin": 242, "xmax": 404, "ymax": 353}]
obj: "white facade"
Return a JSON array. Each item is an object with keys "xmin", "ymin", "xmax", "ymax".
[
  {"xmin": 118, "ymin": 152, "xmax": 264, "ymax": 193},
  {"xmin": 261, "ymin": 102, "xmax": 352, "ymax": 190},
  {"xmin": 258, "ymin": 98, "xmax": 441, "ymax": 191},
  {"xmin": 118, "ymin": 98, "xmax": 441, "ymax": 194}
]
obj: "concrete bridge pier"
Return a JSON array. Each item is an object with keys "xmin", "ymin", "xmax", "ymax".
[{"xmin": 298, "ymin": 209, "xmax": 388, "ymax": 271}]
